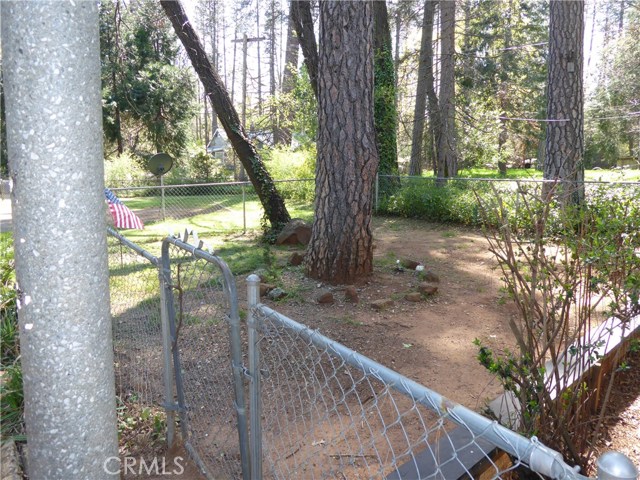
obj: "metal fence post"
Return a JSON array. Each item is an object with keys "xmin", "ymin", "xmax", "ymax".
[
  {"xmin": 247, "ymin": 274, "xmax": 263, "ymax": 480},
  {"xmin": 242, "ymin": 184, "xmax": 247, "ymax": 233},
  {"xmin": 375, "ymin": 173, "xmax": 379, "ymax": 213},
  {"xmin": 158, "ymin": 268, "xmax": 176, "ymax": 447},
  {"xmin": 597, "ymin": 452, "xmax": 638, "ymax": 480}
]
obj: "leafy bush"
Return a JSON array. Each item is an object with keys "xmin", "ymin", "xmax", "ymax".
[
  {"xmin": 381, "ymin": 178, "xmax": 487, "ymax": 225},
  {"xmin": 474, "ymin": 183, "xmax": 640, "ymax": 469},
  {"xmin": 104, "ymin": 153, "xmax": 150, "ymax": 188},
  {"xmin": 262, "ymin": 145, "xmax": 316, "ymax": 202}
]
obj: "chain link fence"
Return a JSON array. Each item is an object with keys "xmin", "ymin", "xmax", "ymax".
[
  {"xmin": 245, "ymin": 278, "xmax": 638, "ymax": 480},
  {"xmin": 106, "ymin": 208, "xmax": 639, "ymax": 480},
  {"xmin": 161, "ymin": 234, "xmax": 249, "ymax": 479},
  {"xmin": 108, "ymin": 179, "xmax": 314, "ymax": 236},
  {"xmin": 107, "ymin": 228, "xmax": 173, "ymax": 457}
]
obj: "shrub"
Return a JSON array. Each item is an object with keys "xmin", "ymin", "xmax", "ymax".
[
  {"xmin": 381, "ymin": 178, "xmax": 488, "ymax": 225},
  {"xmin": 474, "ymin": 183, "xmax": 640, "ymax": 469},
  {"xmin": 104, "ymin": 153, "xmax": 150, "ymax": 188},
  {"xmin": 262, "ymin": 145, "xmax": 316, "ymax": 202}
]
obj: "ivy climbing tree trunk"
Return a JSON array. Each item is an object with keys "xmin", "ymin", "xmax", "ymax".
[
  {"xmin": 373, "ymin": 1, "xmax": 399, "ymax": 194},
  {"xmin": 161, "ymin": 0, "xmax": 291, "ymax": 231},
  {"xmin": 305, "ymin": 1, "xmax": 378, "ymax": 284},
  {"xmin": 544, "ymin": 0, "xmax": 585, "ymax": 206}
]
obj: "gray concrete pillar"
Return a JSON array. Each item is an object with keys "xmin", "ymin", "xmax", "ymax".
[{"xmin": 2, "ymin": 2, "xmax": 119, "ymax": 479}]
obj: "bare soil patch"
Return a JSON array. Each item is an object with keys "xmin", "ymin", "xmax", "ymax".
[
  {"xmin": 261, "ymin": 217, "xmax": 640, "ymax": 471},
  {"xmin": 268, "ymin": 217, "xmax": 517, "ymax": 410}
]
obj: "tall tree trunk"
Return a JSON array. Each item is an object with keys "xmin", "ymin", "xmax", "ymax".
[
  {"xmin": 409, "ymin": 0, "xmax": 436, "ymax": 176},
  {"xmin": 161, "ymin": 0, "xmax": 291, "ymax": 231},
  {"xmin": 306, "ymin": 1, "xmax": 378, "ymax": 284},
  {"xmin": 544, "ymin": 0, "xmax": 585, "ymax": 207},
  {"xmin": 394, "ymin": 3, "xmax": 401, "ymax": 112},
  {"xmin": 270, "ymin": 0, "xmax": 280, "ymax": 145},
  {"xmin": 291, "ymin": 0, "xmax": 319, "ymax": 100},
  {"xmin": 373, "ymin": 1, "xmax": 399, "ymax": 193},
  {"xmin": 112, "ymin": 0, "xmax": 124, "ymax": 155},
  {"xmin": 437, "ymin": 0, "xmax": 457, "ymax": 180},
  {"xmin": 425, "ymin": 1, "xmax": 441, "ymax": 177},
  {"xmin": 497, "ymin": 0, "xmax": 514, "ymax": 176},
  {"xmin": 256, "ymin": 2, "xmax": 263, "ymax": 116},
  {"xmin": 279, "ymin": 1, "xmax": 300, "ymax": 145}
]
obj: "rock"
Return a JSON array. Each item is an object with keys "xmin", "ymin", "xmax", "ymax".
[
  {"xmin": 421, "ymin": 270, "xmax": 440, "ymax": 283},
  {"xmin": 267, "ymin": 287, "xmax": 287, "ymax": 300},
  {"xmin": 276, "ymin": 219, "xmax": 312, "ymax": 246},
  {"xmin": 401, "ymin": 259, "xmax": 421, "ymax": 270},
  {"xmin": 418, "ymin": 282, "xmax": 438, "ymax": 296},
  {"xmin": 344, "ymin": 285, "xmax": 359, "ymax": 303},
  {"xmin": 260, "ymin": 283, "xmax": 276, "ymax": 297},
  {"xmin": 317, "ymin": 291, "xmax": 335, "ymax": 304},
  {"xmin": 288, "ymin": 252, "xmax": 305, "ymax": 266},
  {"xmin": 404, "ymin": 292, "xmax": 423, "ymax": 302},
  {"xmin": 371, "ymin": 298, "xmax": 394, "ymax": 311}
]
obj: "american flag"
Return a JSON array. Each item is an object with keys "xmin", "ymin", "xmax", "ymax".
[{"xmin": 105, "ymin": 188, "xmax": 144, "ymax": 230}]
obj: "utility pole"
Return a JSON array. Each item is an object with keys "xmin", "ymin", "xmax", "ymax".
[
  {"xmin": 232, "ymin": 33, "xmax": 264, "ymax": 181},
  {"xmin": 3, "ymin": 2, "xmax": 119, "ymax": 477}
]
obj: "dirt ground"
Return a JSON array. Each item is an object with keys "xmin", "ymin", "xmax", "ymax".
[
  {"xmin": 266, "ymin": 217, "xmax": 640, "ymax": 473},
  {"xmin": 123, "ymin": 217, "xmax": 639, "ymax": 478},
  {"xmin": 270, "ymin": 217, "xmax": 516, "ymax": 410}
]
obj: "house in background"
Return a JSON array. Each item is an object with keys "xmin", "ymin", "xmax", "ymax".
[{"xmin": 206, "ymin": 128, "xmax": 229, "ymax": 160}]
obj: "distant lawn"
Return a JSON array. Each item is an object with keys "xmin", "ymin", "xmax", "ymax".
[
  {"xmin": 421, "ymin": 167, "xmax": 640, "ymax": 182},
  {"xmin": 111, "ymin": 195, "xmax": 314, "ymax": 252}
]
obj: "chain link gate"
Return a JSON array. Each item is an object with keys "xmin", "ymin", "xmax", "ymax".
[{"xmin": 108, "ymin": 228, "xmax": 250, "ymax": 478}]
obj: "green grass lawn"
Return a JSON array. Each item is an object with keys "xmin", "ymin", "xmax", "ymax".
[{"xmin": 447, "ymin": 167, "xmax": 640, "ymax": 182}]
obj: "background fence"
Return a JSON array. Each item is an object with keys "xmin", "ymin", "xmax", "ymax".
[
  {"xmin": 107, "ymin": 228, "xmax": 639, "ymax": 480},
  {"xmin": 106, "ymin": 176, "xmax": 640, "ymax": 240}
]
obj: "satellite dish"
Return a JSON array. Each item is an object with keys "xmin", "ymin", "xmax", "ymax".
[{"xmin": 147, "ymin": 153, "xmax": 173, "ymax": 176}]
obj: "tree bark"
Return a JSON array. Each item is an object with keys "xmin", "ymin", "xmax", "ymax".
[
  {"xmin": 437, "ymin": 0, "xmax": 457, "ymax": 180},
  {"xmin": 305, "ymin": 1, "xmax": 378, "ymax": 284},
  {"xmin": 497, "ymin": 0, "xmax": 514, "ymax": 176},
  {"xmin": 161, "ymin": 0, "xmax": 291, "ymax": 231},
  {"xmin": 409, "ymin": 0, "xmax": 437, "ymax": 176},
  {"xmin": 544, "ymin": 0, "xmax": 585, "ymax": 206},
  {"xmin": 277, "ymin": 1, "xmax": 300, "ymax": 145},
  {"xmin": 291, "ymin": 0, "xmax": 319, "ymax": 100}
]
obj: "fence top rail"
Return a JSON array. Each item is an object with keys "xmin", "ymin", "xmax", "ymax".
[
  {"xmin": 379, "ymin": 175, "xmax": 640, "ymax": 186},
  {"xmin": 108, "ymin": 180, "xmax": 253, "ymax": 192},
  {"xmin": 253, "ymin": 301, "xmax": 590, "ymax": 480},
  {"xmin": 161, "ymin": 233, "xmax": 240, "ymax": 319},
  {"xmin": 107, "ymin": 226, "xmax": 159, "ymax": 266}
]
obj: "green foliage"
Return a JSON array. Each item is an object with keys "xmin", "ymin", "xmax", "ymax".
[
  {"xmin": 104, "ymin": 152, "xmax": 150, "ymax": 187},
  {"xmin": 585, "ymin": 8, "xmax": 640, "ymax": 166},
  {"xmin": 381, "ymin": 179, "xmax": 486, "ymax": 225},
  {"xmin": 1, "ymin": 233, "xmax": 24, "ymax": 441},
  {"xmin": 262, "ymin": 145, "xmax": 316, "ymax": 202},
  {"xmin": 456, "ymin": 0, "xmax": 548, "ymax": 169},
  {"xmin": 473, "ymin": 181, "xmax": 640, "ymax": 465},
  {"xmin": 100, "ymin": 0, "xmax": 196, "ymax": 157},
  {"xmin": 116, "ymin": 396, "xmax": 166, "ymax": 456},
  {"xmin": 374, "ymin": 41, "xmax": 399, "ymax": 179}
]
